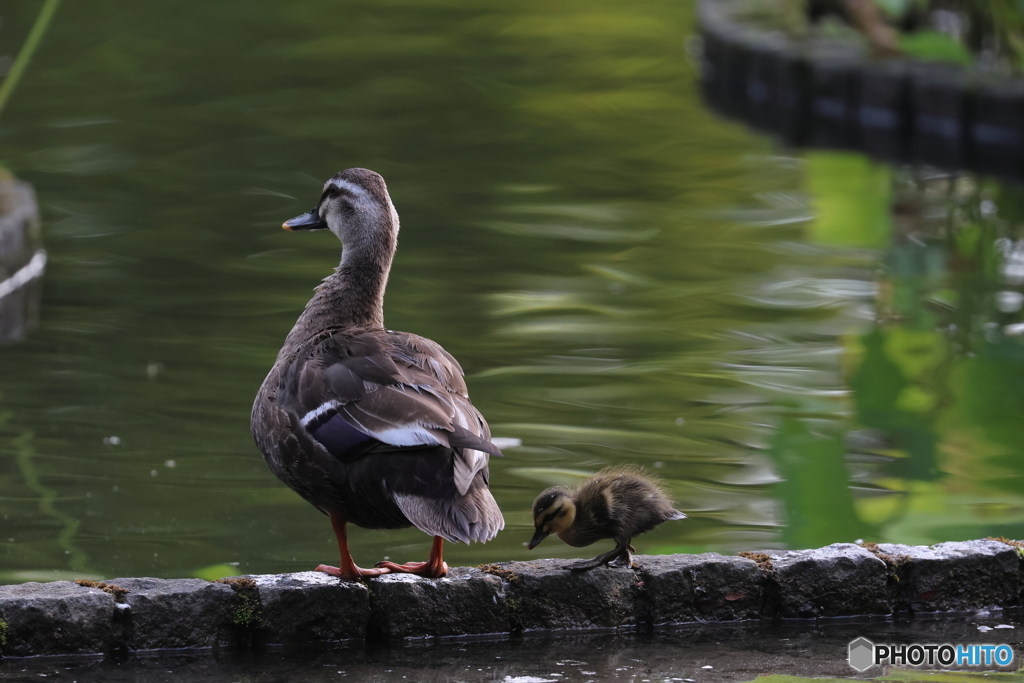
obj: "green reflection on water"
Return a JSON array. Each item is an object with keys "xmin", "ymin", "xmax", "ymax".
[{"xmin": 0, "ymin": 0, "xmax": 1023, "ymax": 583}]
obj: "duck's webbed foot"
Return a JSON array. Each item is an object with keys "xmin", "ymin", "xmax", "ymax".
[
  {"xmin": 564, "ymin": 544, "xmax": 633, "ymax": 571},
  {"xmin": 374, "ymin": 535, "xmax": 449, "ymax": 579},
  {"xmin": 318, "ymin": 511, "xmax": 392, "ymax": 581},
  {"xmin": 315, "ymin": 563, "xmax": 390, "ymax": 580},
  {"xmin": 375, "ymin": 559, "xmax": 449, "ymax": 578}
]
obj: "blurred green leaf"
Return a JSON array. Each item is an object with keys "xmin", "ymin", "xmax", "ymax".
[
  {"xmin": 900, "ymin": 30, "xmax": 974, "ymax": 66},
  {"xmin": 804, "ymin": 152, "xmax": 892, "ymax": 249}
]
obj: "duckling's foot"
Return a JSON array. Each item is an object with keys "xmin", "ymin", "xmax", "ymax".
[
  {"xmin": 565, "ymin": 544, "xmax": 633, "ymax": 571},
  {"xmin": 374, "ymin": 535, "xmax": 449, "ymax": 578},
  {"xmin": 315, "ymin": 563, "xmax": 391, "ymax": 580},
  {"xmin": 563, "ymin": 558, "xmax": 605, "ymax": 571},
  {"xmin": 607, "ymin": 549, "xmax": 635, "ymax": 569}
]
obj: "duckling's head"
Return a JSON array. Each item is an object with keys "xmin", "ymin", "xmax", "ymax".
[
  {"xmin": 528, "ymin": 487, "xmax": 576, "ymax": 550},
  {"xmin": 282, "ymin": 168, "xmax": 399, "ymax": 254}
]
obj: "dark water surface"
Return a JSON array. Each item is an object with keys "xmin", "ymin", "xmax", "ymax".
[
  {"xmin": 3, "ymin": 613, "xmax": 1024, "ymax": 682},
  {"xmin": 1, "ymin": 0, "xmax": 1024, "ymax": 584}
]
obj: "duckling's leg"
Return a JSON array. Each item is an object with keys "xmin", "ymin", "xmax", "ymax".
[
  {"xmin": 374, "ymin": 535, "xmax": 449, "ymax": 578},
  {"xmin": 565, "ymin": 543, "xmax": 631, "ymax": 571},
  {"xmin": 607, "ymin": 545, "xmax": 634, "ymax": 568},
  {"xmin": 315, "ymin": 511, "xmax": 391, "ymax": 581}
]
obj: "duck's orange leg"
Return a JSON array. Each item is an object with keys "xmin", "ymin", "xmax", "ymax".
[
  {"xmin": 315, "ymin": 511, "xmax": 390, "ymax": 581},
  {"xmin": 375, "ymin": 535, "xmax": 448, "ymax": 578}
]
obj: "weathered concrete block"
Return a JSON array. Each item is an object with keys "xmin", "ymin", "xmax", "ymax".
[
  {"xmin": 0, "ymin": 581, "xmax": 114, "ymax": 656},
  {"xmin": 636, "ymin": 553, "xmax": 763, "ymax": 624},
  {"xmin": 808, "ymin": 49, "xmax": 862, "ymax": 149},
  {"xmin": 771, "ymin": 543, "xmax": 889, "ymax": 618},
  {"xmin": 910, "ymin": 63, "xmax": 969, "ymax": 169},
  {"xmin": 368, "ymin": 567, "xmax": 508, "ymax": 639},
  {"xmin": 875, "ymin": 539, "xmax": 1021, "ymax": 612},
  {"xmin": 969, "ymin": 80, "xmax": 1024, "ymax": 179},
  {"xmin": 251, "ymin": 572, "xmax": 369, "ymax": 643},
  {"xmin": 858, "ymin": 59, "xmax": 912, "ymax": 162},
  {"xmin": 106, "ymin": 577, "xmax": 235, "ymax": 650},
  {"xmin": 493, "ymin": 559, "xmax": 637, "ymax": 631}
]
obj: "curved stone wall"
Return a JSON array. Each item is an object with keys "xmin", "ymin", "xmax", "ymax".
[{"xmin": 698, "ymin": 0, "xmax": 1024, "ymax": 181}]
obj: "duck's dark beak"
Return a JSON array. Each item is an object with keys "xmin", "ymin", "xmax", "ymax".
[
  {"xmin": 282, "ymin": 209, "xmax": 328, "ymax": 231},
  {"xmin": 528, "ymin": 529, "xmax": 549, "ymax": 550}
]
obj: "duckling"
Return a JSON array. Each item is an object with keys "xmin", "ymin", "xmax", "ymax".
[
  {"xmin": 251, "ymin": 168, "xmax": 504, "ymax": 581},
  {"xmin": 529, "ymin": 465, "xmax": 686, "ymax": 570}
]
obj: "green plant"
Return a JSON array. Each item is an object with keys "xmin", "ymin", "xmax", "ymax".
[
  {"xmin": 231, "ymin": 595, "xmax": 264, "ymax": 628},
  {"xmin": 0, "ymin": 0, "xmax": 62, "ymax": 120}
]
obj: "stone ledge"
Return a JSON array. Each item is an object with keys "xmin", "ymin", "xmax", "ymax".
[
  {"xmin": 248, "ymin": 571, "xmax": 370, "ymax": 644},
  {"xmin": 368, "ymin": 567, "xmax": 507, "ymax": 639},
  {"xmin": 0, "ymin": 538, "xmax": 1021, "ymax": 657},
  {"xmin": 488, "ymin": 559, "xmax": 638, "ymax": 632}
]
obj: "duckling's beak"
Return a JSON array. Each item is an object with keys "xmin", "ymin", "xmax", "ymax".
[
  {"xmin": 282, "ymin": 208, "xmax": 328, "ymax": 231},
  {"xmin": 528, "ymin": 529, "xmax": 549, "ymax": 550}
]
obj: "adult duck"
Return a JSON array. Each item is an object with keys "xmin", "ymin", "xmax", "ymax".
[{"xmin": 251, "ymin": 168, "xmax": 504, "ymax": 580}]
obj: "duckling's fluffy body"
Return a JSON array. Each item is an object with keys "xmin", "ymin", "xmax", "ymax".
[{"xmin": 530, "ymin": 465, "xmax": 685, "ymax": 570}]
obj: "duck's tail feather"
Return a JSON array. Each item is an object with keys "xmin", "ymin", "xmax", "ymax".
[
  {"xmin": 393, "ymin": 486, "xmax": 505, "ymax": 544},
  {"xmin": 668, "ymin": 510, "xmax": 688, "ymax": 521}
]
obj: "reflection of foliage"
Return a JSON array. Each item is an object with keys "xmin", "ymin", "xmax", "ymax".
[
  {"xmin": 0, "ymin": 407, "xmax": 90, "ymax": 574},
  {"xmin": 0, "ymin": 0, "xmax": 62, "ymax": 121},
  {"xmin": 848, "ymin": 329, "xmax": 941, "ymax": 481},
  {"xmin": 959, "ymin": 339, "xmax": 1024, "ymax": 495},
  {"xmin": 804, "ymin": 153, "xmax": 891, "ymax": 249},
  {"xmin": 832, "ymin": 170, "xmax": 1024, "ymax": 543},
  {"xmin": 767, "ymin": 418, "xmax": 872, "ymax": 548}
]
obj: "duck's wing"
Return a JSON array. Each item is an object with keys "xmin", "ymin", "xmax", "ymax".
[{"xmin": 288, "ymin": 329, "xmax": 501, "ymax": 496}]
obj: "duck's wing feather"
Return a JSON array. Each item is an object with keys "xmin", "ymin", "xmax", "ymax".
[{"xmin": 287, "ymin": 329, "xmax": 501, "ymax": 496}]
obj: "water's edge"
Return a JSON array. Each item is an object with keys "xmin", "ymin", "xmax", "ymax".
[{"xmin": 0, "ymin": 538, "xmax": 1018, "ymax": 658}]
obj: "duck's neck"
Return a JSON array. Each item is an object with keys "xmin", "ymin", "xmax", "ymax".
[{"xmin": 284, "ymin": 242, "xmax": 393, "ymax": 349}]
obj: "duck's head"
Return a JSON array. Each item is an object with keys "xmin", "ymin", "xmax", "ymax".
[
  {"xmin": 529, "ymin": 486, "xmax": 576, "ymax": 549},
  {"xmin": 282, "ymin": 168, "xmax": 399, "ymax": 250}
]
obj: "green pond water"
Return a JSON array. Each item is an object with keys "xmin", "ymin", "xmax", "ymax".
[{"xmin": 1, "ymin": 0, "xmax": 1024, "ymax": 584}]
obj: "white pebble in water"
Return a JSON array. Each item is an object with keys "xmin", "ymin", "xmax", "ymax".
[
  {"xmin": 164, "ymin": 459, "xmax": 176, "ymax": 468},
  {"xmin": 150, "ymin": 470, "xmax": 158, "ymax": 477},
  {"xmin": 103, "ymin": 436, "xmax": 121, "ymax": 445}
]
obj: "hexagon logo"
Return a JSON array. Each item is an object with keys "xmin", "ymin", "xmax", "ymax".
[{"xmin": 848, "ymin": 637, "xmax": 875, "ymax": 672}]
